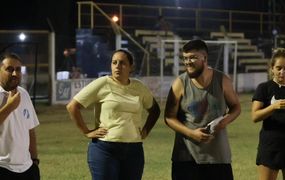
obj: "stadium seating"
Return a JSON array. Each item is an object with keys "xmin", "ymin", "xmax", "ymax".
[{"xmin": 210, "ymin": 31, "xmax": 269, "ymax": 73}]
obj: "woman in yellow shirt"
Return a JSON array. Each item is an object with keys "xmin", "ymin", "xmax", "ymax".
[{"xmin": 66, "ymin": 49, "xmax": 160, "ymax": 180}]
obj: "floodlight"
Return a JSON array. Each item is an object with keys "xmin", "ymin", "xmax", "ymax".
[
  {"xmin": 18, "ymin": 33, "xmax": 26, "ymax": 41},
  {"xmin": 112, "ymin": 15, "xmax": 119, "ymax": 22}
]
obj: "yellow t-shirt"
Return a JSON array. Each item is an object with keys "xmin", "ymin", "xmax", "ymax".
[{"xmin": 74, "ymin": 76, "xmax": 154, "ymax": 142}]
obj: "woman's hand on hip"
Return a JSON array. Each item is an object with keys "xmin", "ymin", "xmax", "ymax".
[{"xmin": 85, "ymin": 128, "xmax": 108, "ymax": 138}]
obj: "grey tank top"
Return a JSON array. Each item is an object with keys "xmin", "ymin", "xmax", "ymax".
[{"xmin": 171, "ymin": 70, "xmax": 231, "ymax": 164}]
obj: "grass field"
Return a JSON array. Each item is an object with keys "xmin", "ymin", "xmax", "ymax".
[{"xmin": 35, "ymin": 93, "xmax": 283, "ymax": 180}]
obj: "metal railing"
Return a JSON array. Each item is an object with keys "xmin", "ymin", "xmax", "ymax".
[
  {"xmin": 77, "ymin": 2, "xmax": 285, "ymax": 36},
  {"xmin": 77, "ymin": 1, "xmax": 151, "ymax": 75}
]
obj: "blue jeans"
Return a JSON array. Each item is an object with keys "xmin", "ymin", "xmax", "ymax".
[{"xmin": 87, "ymin": 139, "xmax": 144, "ymax": 180}]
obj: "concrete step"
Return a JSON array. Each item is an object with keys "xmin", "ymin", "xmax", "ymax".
[
  {"xmin": 150, "ymin": 43, "xmax": 175, "ymax": 52},
  {"xmin": 164, "ymin": 51, "xmax": 176, "ymax": 57},
  {"xmin": 164, "ymin": 58, "xmax": 183, "ymax": 65},
  {"xmin": 135, "ymin": 29, "xmax": 174, "ymax": 37},
  {"xmin": 245, "ymin": 65, "xmax": 268, "ymax": 73},
  {"xmin": 238, "ymin": 45, "xmax": 257, "ymax": 52},
  {"xmin": 142, "ymin": 35, "xmax": 177, "ymax": 44},
  {"xmin": 210, "ymin": 32, "xmax": 245, "ymax": 39},
  {"xmin": 218, "ymin": 38, "xmax": 251, "ymax": 45},
  {"xmin": 165, "ymin": 58, "xmax": 173, "ymax": 65},
  {"xmin": 236, "ymin": 52, "xmax": 264, "ymax": 58},
  {"xmin": 151, "ymin": 40, "xmax": 253, "ymax": 52},
  {"xmin": 239, "ymin": 58, "xmax": 270, "ymax": 65}
]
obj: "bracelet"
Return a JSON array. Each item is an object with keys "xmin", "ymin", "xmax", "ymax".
[{"xmin": 32, "ymin": 158, "xmax": 40, "ymax": 165}]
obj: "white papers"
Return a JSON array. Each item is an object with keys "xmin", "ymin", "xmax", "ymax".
[
  {"xmin": 206, "ymin": 116, "xmax": 223, "ymax": 134},
  {"xmin": 270, "ymin": 95, "xmax": 277, "ymax": 105}
]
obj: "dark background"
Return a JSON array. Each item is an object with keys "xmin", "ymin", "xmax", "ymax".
[
  {"xmin": 0, "ymin": 0, "xmax": 275, "ymax": 47},
  {"xmin": 0, "ymin": 0, "xmax": 281, "ymax": 74},
  {"xmin": 0, "ymin": 0, "xmax": 76, "ymax": 72},
  {"xmin": 0, "ymin": 0, "xmax": 76, "ymax": 47}
]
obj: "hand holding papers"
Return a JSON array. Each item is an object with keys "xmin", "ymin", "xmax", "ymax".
[{"xmin": 205, "ymin": 116, "xmax": 224, "ymax": 134}]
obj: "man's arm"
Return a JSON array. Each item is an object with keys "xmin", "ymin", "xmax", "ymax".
[
  {"xmin": 164, "ymin": 78, "xmax": 212, "ymax": 143},
  {"xmin": 216, "ymin": 75, "xmax": 241, "ymax": 131},
  {"xmin": 0, "ymin": 91, "xmax": 20, "ymax": 125},
  {"xmin": 29, "ymin": 128, "xmax": 39, "ymax": 165}
]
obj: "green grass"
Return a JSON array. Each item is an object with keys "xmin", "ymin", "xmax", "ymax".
[{"xmin": 35, "ymin": 94, "xmax": 283, "ymax": 180}]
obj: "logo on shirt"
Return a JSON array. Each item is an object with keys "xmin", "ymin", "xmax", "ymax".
[
  {"xmin": 187, "ymin": 96, "xmax": 208, "ymax": 119},
  {"xmin": 23, "ymin": 109, "xmax": 30, "ymax": 119}
]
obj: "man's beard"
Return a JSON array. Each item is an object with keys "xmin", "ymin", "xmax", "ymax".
[
  {"xmin": 187, "ymin": 64, "xmax": 204, "ymax": 78},
  {"xmin": 4, "ymin": 78, "xmax": 20, "ymax": 91}
]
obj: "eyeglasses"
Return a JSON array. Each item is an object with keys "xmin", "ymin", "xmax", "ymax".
[{"xmin": 182, "ymin": 56, "xmax": 200, "ymax": 63}]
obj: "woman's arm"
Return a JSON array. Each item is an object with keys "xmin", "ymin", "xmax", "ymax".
[
  {"xmin": 141, "ymin": 98, "xmax": 160, "ymax": 139},
  {"xmin": 251, "ymin": 99, "xmax": 285, "ymax": 123},
  {"xmin": 66, "ymin": 99, "xmax": 108, "ymax": 138},
  {"xmin": 66, "ymin": 99, "xmax": 91, "ymax": 135}
]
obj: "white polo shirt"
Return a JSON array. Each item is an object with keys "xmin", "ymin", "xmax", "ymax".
[{"xmin": 0, "ymin": 86, "xmax": 39, "ymax": 173}]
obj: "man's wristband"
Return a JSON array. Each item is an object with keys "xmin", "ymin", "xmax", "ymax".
[{"xmin": 32, "ymin": 158, "xmax": 40, "ymax": 165}]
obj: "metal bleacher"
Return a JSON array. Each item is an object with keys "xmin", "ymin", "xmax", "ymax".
[
  {"xmin": 210, "ymin": 31, "xmax": 270, "ymax": 73},
  {"xmin": 134, "ymin": 29, "xmax": 180, "ymax": 75},
  {"xmin": 76, "ymin": 1, "xmax": 285, "ymax": 76}
]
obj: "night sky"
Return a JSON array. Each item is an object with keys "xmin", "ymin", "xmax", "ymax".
[{"xmin": 0, "ymin": 0, "xmax": 271, "ymax": 30}]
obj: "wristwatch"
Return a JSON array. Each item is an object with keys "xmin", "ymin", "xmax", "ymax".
[{"xmin": 32, "ymin": 158, "xmax": 40, "ymax": 165}]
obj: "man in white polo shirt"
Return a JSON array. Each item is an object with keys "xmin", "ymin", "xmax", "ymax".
[{"xmin": 0, "ymin": 53, "xmax": 40, "ymax": 180}]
